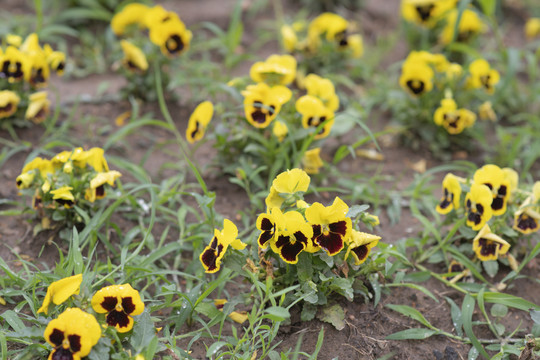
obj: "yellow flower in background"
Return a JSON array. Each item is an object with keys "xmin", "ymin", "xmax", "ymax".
[
  {"xmin": 525, "ymin": 18, "xmax": 540, "ymax": 39},
  {"xmin": 44, "ymin": 44, "xmax": 66, "ymax": 75},
  {"xmin": 20, "ymin": 33, "xmax": 41, "ymax": 53},
  {"xmin": 302, "ymin": 148, "xmax": 324, "ymax": 174},
  {"xmin": 465, "ymin": 183, "xmax": 493, "ymax": 230},
  {"xmin": 51, "ymin": 186, "xmax": 75, "ymax": 208},
  {"xmin": 433, "ymin": 98, "xmax": 476, "ymax": 135},
  {"xmin": 436, "ymin": 173, "xmax": 461, "ymax": 214},
  {"xmin": 399, "ymin": 60, "xmax": 434, "ymax": 96},
  {"xmin": 21, "ymin": 157, "xmax": 54, "ymax": 178},
  {"xmin": 472, "ymin": 225, "xmax": 510, "ymax": 261},
  {"xmin": 85, "ymin": 170, "xmax": 122, "ymax": 203},
  {"xmin": 111, "ymin": 2, "xmax": 150, "ymax": 35},
  {"xmin": 120, "ymin": 40, "xmax": 148, "ymax": 72},
  {"xmin": 440, "ymin": 8, "xmax": 485, "ymax": 44},
  {"xmin": 200, "ymin": 219, "xmax": 246, "ymax": 273},
  {"xmin": 0, "ymin": 46, "xmax": 27, "ymax": 83},
  {"xmin": 473, "ymin": 164, "xmax": 511, "ymax": 216},
  {"xmin": 296, "ymin": 95, "xmax": 335, "ymax": 139},
  {"xmin": 468, "ymin": 59, "xmax": 500, "ymax": 94},
  {"xmin": 24, "ymin": 52, "xmax": 50, "ymax": 88},
  {"xmin": 308, "ymin": 12, "xmax": 349, "ymax": 50},
  {"xmin": 143, "ymin": 5, "xmax": 180, "ymax": 27},
  {"xmin": 305, "ymin": 197, "xmax": 352, "ymax": 256},
  {"xmin": 44, "ymin": 308, "xmax": 101, "ymax": 360},
  {"xmin": 186, "ymin": 101, "xmax": 213, "ymax": 144},
  {"xmin": 242, "ymin": 82, "xmax": 292, "ymax": 128},
  {"xmin": 513, "ymin": 206, "xmax": 540, "ymax": 234},
  {"xmin": 149, "ymin": 18, "xmax": 192, "ymax": 57},
  {"xmin": 272, "ymin": 120, "xmax": 288, "ymax": 142},
  {"xmin": 347, "ymin": 34, "xmax": 364, "ymax": 58},
  {"xmin": 16, "ymin": 172, "xmax": 35, "ymax": 189},
  {"xmin": 280, "ymin": 25, "xmax": 298, "ymax": 52},
  {"xmin": 80, "ymin": 147, "xmax": 110, "ymax": 173},
  {"xmin": 401, "ymin": 0, "xmax": 456, "ymax": 27},
  {"xmin": 445, "ymin": 63, "xmax": 463, "ymax": 80},
  {"xmin": 304, "ymin": 74, "xmax": 339, "ymax": 112},
  {"xmin": 92, "ymin": 284, "xmax": 145, "ymax": 333},
  {"xmin": 502, "ymin": 168, "xmax": 519, "ymax": 197},
  {"xmin": 37, "ymin": 274, "xmax": 83, "ymax": 315},
  {"xmin": 250, "ymin": 54, "xmax": 297, "ymax": 86},
  {"xmin": 6, "ymin": 34, "xmax": 22, "ymax": 47},
  {"xmin": 0, "ymin": 90, "xmax": 20, "ymax": 118},
  {"xmin": 270, "ymin": 210, "xmax": 314, "ymax": 263},
  {"xmin": 478, "ymin": 101, "xmax": 496, "ymax": 121},
  {"xmin": 25, "ymin": 91, "xmax": 50, "ymax": 123},
  {"xmin": 345, "ymin": 230, "xmax": 380, "ymax": 265}
]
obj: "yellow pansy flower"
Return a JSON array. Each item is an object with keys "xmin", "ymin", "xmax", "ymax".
[
  {"xmin": 37, "ymin": 274, "xmax": 83, "ymax": 314},
  {"xmin": 44, "ymin": 308, "xmax": 101, "ymax": 360},
  {"xmin": 345, "ymin": 230, "xmax": 380, "ymax": 265},
  {"xmin": 111, "ymin": 3, "xmax": 150, "ymax": 35},
  {"xmin": 250, "ymin": 54, "xmax": 297, "ymax": 86},
  {"xmin": 25, "ymin": 91, "xmax": 50, "ymax": 123},
  {"xmin": 91, "ymin": 284, "xmax": 145, "ymax": 333},
  {"xmin": 302, "ymin": 148, "xmax": 324, "ymax": 174},
  {"xmin": 242, "ymin": 82, "xmax": 292, "ymax": 129},
  {"xmin": 0, "ymin": 90, "xmax": 20, "ymax": 118},
  {"xmin": 472, "ymin": 225, "xmax": 510, "ymax": 261},
  {"xmin": 436, "ymin": 173, "xmax": 461, "ymax": 214},
  {"xmin": 186, "ymin": 101, "xmax": 213, "ymax": 144},
  {"xmin": 296, "ymin": 95, "xmax": 335, "ymax": 139},
  {"xmin": 465, "ymin": 183, "xmax": 493, "ymax": 230},
  {"xmin": 200, "ymin": 219, "xmax": 246, "ymax": 273},
  {"xmin": 120, "ymin": 40, "xmax": 148, "ymax": 72}
]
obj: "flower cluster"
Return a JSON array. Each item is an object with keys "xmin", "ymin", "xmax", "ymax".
[
  {"xmin": 259, "ymin": 169, "xmax": 380, "ymax": 265},
  {"xmin": 16, "ymin": 147, "xmax": 121, "ymax": 229},
  {"xmin": 280, "ymin": 12, "xmax": 363, "ymax": 74},
  {"xmin": 39, "ymin": 274, "xmax": 145, "ymax": 359},
  {"xmin": 192, "ymin": 52, "xmax": 341, "ymax": 178},
  {"xmin": 0, "ymin": 33, "xmax": 65, "ymax": 125},
  {"xmin": 399, "ymin": 50, "xmax": 500, "ymax": 138},
  {"xmin": 110, "ymin": 3, "xmax": 192, "ymax": 100},
  {"xmin": 401, "ymin": 0, "xmax": 486, "ymax": 45},
  {"xmin": 436, "ymin": 164, "xmax": 539, "ymax": 262}
]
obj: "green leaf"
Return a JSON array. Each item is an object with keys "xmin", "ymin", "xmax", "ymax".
[
  {"xmin": 461, "ymin": 295, "xmax": 489, "ymax": 358},
  {"xmin": 477, "ymin": 0, "xmax": 496, "ymax": 17},
  {"xmin": 490, "ymin": 304, "xmax": 508, "ymax": 318},
  {"xmin": 385, "ymin": 304, "xmax": 434, "ymax": 329},
  {"xmin": 264, "ymin": 306, "xmax": 290, "ymax": 322},
  {"xmin": 530, "ymin": 309, "xmax": 540, "ymax": 325},
  {"xmin": 317, "ymin": 303, "xmax": 345, "ymax": 330},
  {"xmin": 346, "ymin": 204, "xmax": 370, "ymax": 218},
  {"xmin": 445, "ymin": 296, "xmax": 463, "ymax": 337},
  {"xmin": 131, "ymin": 311, "xmax": 157, "ymax": 352},
  {"xmin": 482, "ymin": 260, "xmax": 498, "ymax": 278},
  {"xmin": 1, "ymin": 310, "xmax": 25, "ymax": 333},
  {"xmin": 482, "ymin": 292, "xmax": 540, "ymax": 311},
  {"xmin": 385, "ymin": 328, "xmax": 438, "ymax": 340},
  {"xmin": 301, "ymin": 303, "xmax": 317, "ymax": 322},
  {"xmin": 206, "ymin": 341, "xmax": 228, "ymax": 358}
]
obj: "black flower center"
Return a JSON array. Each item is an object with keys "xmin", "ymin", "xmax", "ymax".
[
  {"xmin": 415, "ymin": 4, "xmax": 435, "ymax": 21},
  {"xmin": 166, "ymin": 34, "xmax": 184, "ymax": 55},
  {"xmin": 406, "ymin": 79, "xmax": 425, "ymax": 94}
]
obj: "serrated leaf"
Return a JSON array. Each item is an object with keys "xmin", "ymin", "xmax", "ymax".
[
  {"xmin": 385, "ymin": 328, "xmax": 438, "ymax": 340},
  {"xmin": 317, "ymin": 303, "xmax": 345, "ymax": 330},
  {"xmin": 301, "ymin": 303, "xmax": 317, "ymax": 322}
]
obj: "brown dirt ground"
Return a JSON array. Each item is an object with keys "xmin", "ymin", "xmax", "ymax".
[{"xmin": 1, "ymin": 0, "xmax": 539, "ymax": 359}]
